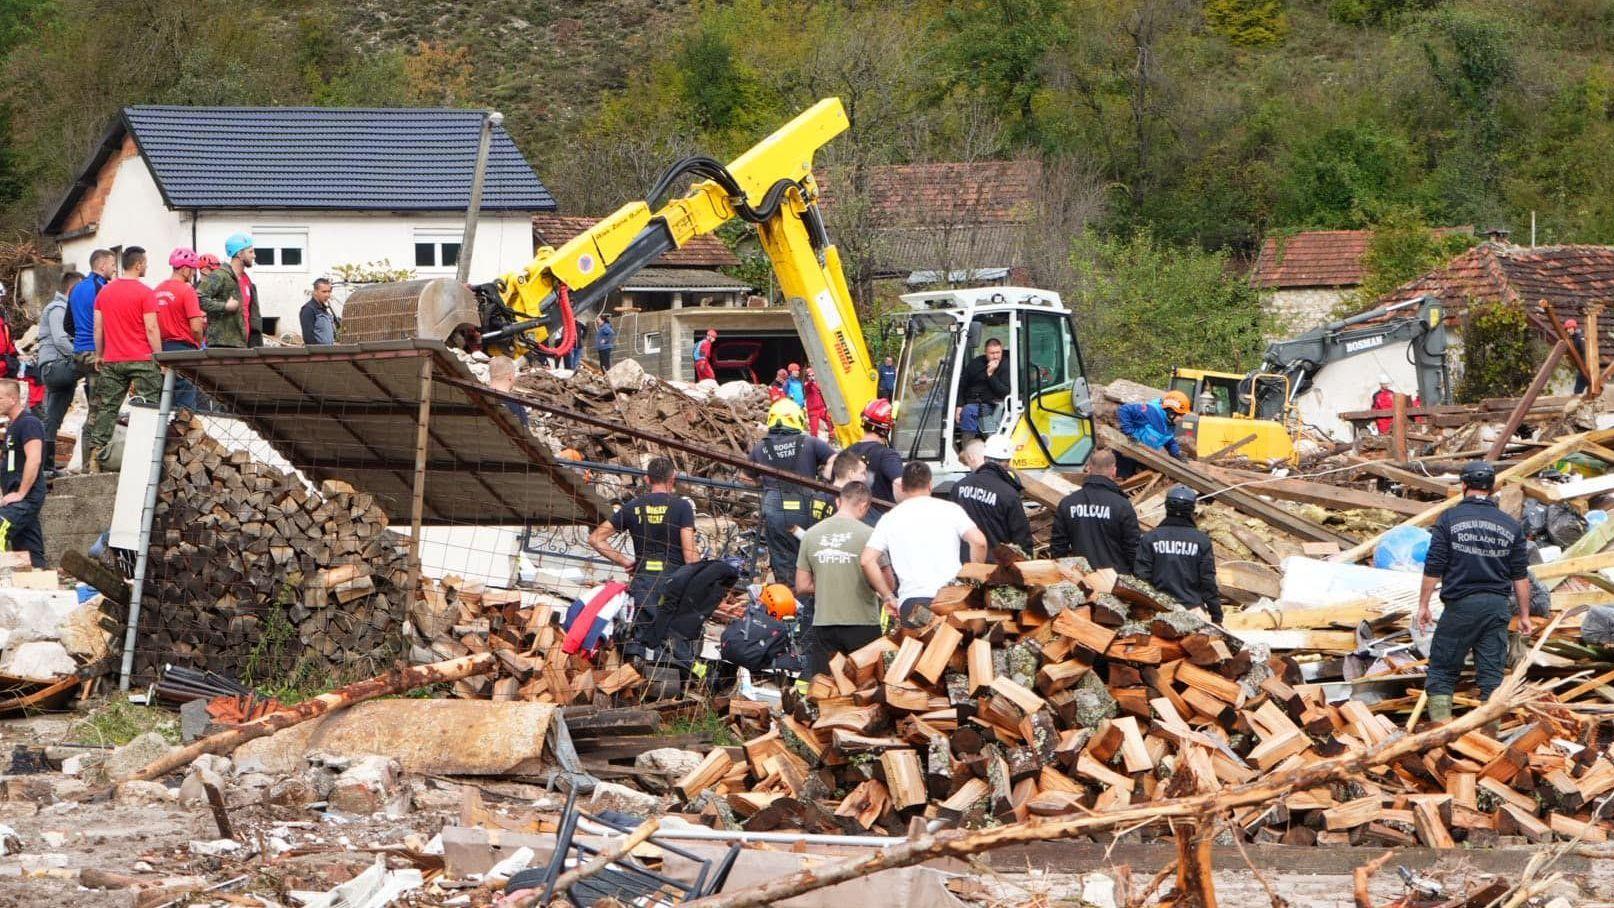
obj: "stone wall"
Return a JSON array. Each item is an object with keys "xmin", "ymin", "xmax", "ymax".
[{"xmin": 1263, "ymin": 287, "xmax": 1350, "ymax": 336}]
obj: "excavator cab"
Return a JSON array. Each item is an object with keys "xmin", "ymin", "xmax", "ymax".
[{"xmin": 889, "ymin": 288, "xmax": 1095, "ymax": 475}]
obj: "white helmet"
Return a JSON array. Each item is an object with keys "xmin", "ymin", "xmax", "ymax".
[
  {"xmin": 1377, "ymin": 372, "xmax": 1392, "ymax": 386},
  {"xmin": 983, "ymin": 434, "xmax": 1016, "ymax": 461}
]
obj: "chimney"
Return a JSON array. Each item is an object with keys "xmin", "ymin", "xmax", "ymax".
[{"xmin": 1483, "ymin": 227, "xmax": 1511, "ymax": 243}]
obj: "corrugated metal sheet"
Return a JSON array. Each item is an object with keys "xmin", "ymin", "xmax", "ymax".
[
  {"xmin": 121, "ymin": 106, "xmax": 556, "ymax": 212},
  {"xmin": 156, "ymin": 341, "xmax": 602, "ymax": 526}
]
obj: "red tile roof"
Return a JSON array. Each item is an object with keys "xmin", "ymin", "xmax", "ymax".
[
  {"xmin": 532, "ymin": 213, "xmax": 740, "ymax": 268},
  {"xmin": 1379, "ymin": 242, "xmax": 1614, "ymax": 354},
  {"xmin": 1251, "ymin": 230, "xmax": 1373, "ymax": 289},
  {"xmin": 817, "ymin": 160, "xmax": 1040, "ymax": 229}
]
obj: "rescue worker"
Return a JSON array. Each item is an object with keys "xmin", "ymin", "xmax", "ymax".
[
  {"xmin": 1135, "ymin": 485, "xmax": 1221, "ymax": 622},
  {"xmin": 1371, "ymin": 374, "xmax": 1395, "ymax": 435},
  {"xmin": 587, "ymin": 456, "xmax": 698, "ymax": 654},
  {"xmin": 783, "ymin": 363, "xmax": 806, "ymax": 408},
  {"xmin": 693, "ymin": 329, "xmax": 718, "ymax": 381},
  {"xmin": 1416, "ymin": 460, "xmax": 1533, "ymax": 724},
  {"xmin": 749, "ymin": 397, "xmax": 834, "ymax": 584},
  {"xmin": 952, "ymin": 436, "xmax": 1032, "ymax": 559},
  {"xmin": 846, "ymin": 398, "xmax": 903, "ymax": 510},
  {"xmin": 1050, "ymin": 449, "xmax": 1139, "ymax": 571},
  {"xmin": 803, "ymin": 367, "xmax": 829, "ymax": 439},
  {"xmin": 1116, "ymin": 391, "xmax": 1189, "ymax": 460}
]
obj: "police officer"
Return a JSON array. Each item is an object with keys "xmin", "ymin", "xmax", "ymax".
[
  {"xmin": 1050, "ymin": 448, "xmax": 1139, "ymax": 571},
  {"xmin": 952, "ymin": 436, "xmax": 1032, "ymax": 560},
  {"xmin": 749, "ymin": 397, "xmax": 834, "ymax": 583},
  {"xmin": 1416, "ymin": 461, "xmax": 1533, "ymax": 724},
  {"xmin": 1135, "ymin": 485, "xmax": 1221, "ymax": 621},
  {"xmin": 587, "ymin": 456, "xmax": 699, "ymax": 655}
]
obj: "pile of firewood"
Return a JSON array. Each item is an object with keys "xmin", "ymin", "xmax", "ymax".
[
  {"xmin": 141, "ymin": 415, "xmax": 411, "ymax": 682},
  {"xmin": 681, "ymin": 556, "xmax": 1614, "ymax": 846},
  {"xmin": 408, "ymin": 575, "xmax": 646, "ymax": 705}
]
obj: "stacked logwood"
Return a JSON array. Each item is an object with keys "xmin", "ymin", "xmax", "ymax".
[
  {"xmin": 141, "ymin": 415, "xmax": 411, "ymax": 682},
  {"xmin": 408, "ymin": 575, "xmax": 645, "ymax": 705},
  {"xmin": 688, "ymin": 556, "xmax": 1614, "ymax": 846}
]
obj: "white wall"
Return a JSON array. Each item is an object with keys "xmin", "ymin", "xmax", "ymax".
[
  {"xmin": 59, "ymin": 156, "xmax": 538, "ymax": 332},
  {"xmin": 1292, "ymin": 347, "xmax": 1421, "ymax": 442}
]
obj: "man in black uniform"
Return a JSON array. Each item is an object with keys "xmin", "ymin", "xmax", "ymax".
[
  {"xmin": 588, "ymin": 456, "xmax": 698, "ymax": 649},
  {"xmin": 748, "ymin": 400, "xmax": 834, "ymax": 584},
  {"xmin": 952, "ymin": 436, "xmax": 1032, "ymax": 560},
  {"xmin": 846, "ymin": 398, "xmax": 903, "ymax": 512},
  {"xmin": 1050, "ymin": 448, "xmax": 1139, "ymax": 571},
  {"xmin": 1135, "ymin": 485, "xmax": 1221, "ymax": 621},
  {"xmin": 1417, "ymin": 460, "xmax": 1533, "ymax": 724},
  {"xmin": 0, "ymin": 380, "xmax": 46, "ymax": 567}
]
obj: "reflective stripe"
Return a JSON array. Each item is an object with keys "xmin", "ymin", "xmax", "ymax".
[{"xmin": 643, "ymin": 560, "xmax": 664, "ymax": 573}]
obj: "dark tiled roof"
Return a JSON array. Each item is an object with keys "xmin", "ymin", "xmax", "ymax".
[
  {"xmin": 818, "ymin": 160, "xmax": 1040, "ymax": 229},
  {"xmin": 1251, "ymin": 230, "xmax": 1372, "ymax": 289},
  {"xmin": 46, "ymin": 106, "xmax": 555, "ymax": 233},
  {"xmin": 1378, "ymin": 242, "xmax": 1614, "ymax": 355},
  {"xmin": 618, "ymin": 267, "xmax": 751, "ymax": 292},
  {"xmin": 532, "ymin": 213, "xmax": 739, "ymax": 268},
  {"xmin": 870, "ymin": 224, "xmax": 1024, "ymax": 275}
]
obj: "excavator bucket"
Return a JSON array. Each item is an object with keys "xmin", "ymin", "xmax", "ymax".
[{"xmin": 339, "ymin": 278, "xmax": 482, "ymax": 345}]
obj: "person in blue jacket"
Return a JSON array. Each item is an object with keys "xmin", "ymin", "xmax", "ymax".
[
  {"xmin": 1117, "ymin": 390, "xmax": 1190, "ymax": 460},
  {"xmin": 595, "ymin": 314, "xmax": 616, "ymax": 371}
]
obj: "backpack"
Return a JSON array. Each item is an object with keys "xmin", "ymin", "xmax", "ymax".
[{"xmin": 719, "ymin": 603, "xmax": 789, "ymax": 672}]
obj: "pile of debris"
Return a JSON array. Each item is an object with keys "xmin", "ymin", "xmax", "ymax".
[
  {"xmin": 141, "ymin": 414, "xmax": 413, "ymax": 682},
  {"xmin": 514, "ymin": 360, "xmax": 767, "ymax": 485},
  {"xmin": 685, "ymin": 556, "xmax": 1614, "ymax": 848},
  {"xmin": 407, "ymin": 574, "xmax": 646, "ymax": 704}
]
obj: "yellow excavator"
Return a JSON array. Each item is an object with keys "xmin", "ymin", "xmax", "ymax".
[{"xmin": 343, "ymin": 98, "xmax": 1095, "ymax": 473}]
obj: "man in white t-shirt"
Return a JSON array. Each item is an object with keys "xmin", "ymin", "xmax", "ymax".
[{"xmin": 862, "ymin": 460, "xmax": 987, "ymax": 618}]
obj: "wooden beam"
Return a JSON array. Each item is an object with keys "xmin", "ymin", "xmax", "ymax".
[
  {"xmin": 1543, "ymin": 517, "xmax": 1614, "ymax": 591},
  {"xmin": 1198, "ymin": 464, "xmax": 1429, "ymax": 517},
  {"xmin": 1485, "ymin": 340, "xmax": 1567, "ymax": 462},
  {"xmin": 1391, "ymin": 394, "xmax": 1408, "ymax": 463},
  {"xmin": 1531, "ymin": 550, "xmax": 1614, "ymax": 582},
  {"xmin": 1098, "ymin": 425, "xmax": 1353, "ymax": 546}
]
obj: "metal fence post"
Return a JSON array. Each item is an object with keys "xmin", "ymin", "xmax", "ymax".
[{"xmin": 119, "ymin": 369, "xmax": 177, "ymax": 690}]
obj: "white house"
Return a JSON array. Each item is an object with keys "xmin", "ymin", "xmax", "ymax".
[{"xmin": 43, "ymin": 106, "xmax": 557, "ymax": 334}]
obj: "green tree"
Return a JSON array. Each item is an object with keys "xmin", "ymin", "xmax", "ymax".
[
  {"xmin": 933, "ymin": 0, "xmax": 1074, "ymax": 147},
  {"xmin": 1345, "ymin": 207, "xmax": 1475, "ymax": 309},
  {"xmin": 1204, "ymin": 0, "xmax": 1289, "ymax": 47},
  {"xmin": 1275, "ymin": 122, "xmax": 1419, "ymax": 228},
  {"xmin": 1070, "ymin": 229, "xmax": 1269, "ymax": 383},
  {"xmin": 1458, "ymin": 303, "xmax": 1537, "ymax": 402},
  {"xmin": 1417, "ymin": 7, "xmax": 1517, "ymax": 221}
]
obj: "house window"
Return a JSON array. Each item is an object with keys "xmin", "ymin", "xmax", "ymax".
[
  {"xmin": 414, "ymin": 230, "xmax": 462, "ymax": 270},
  {"xmin": 252, "ymin": 229, "xmax": 308, "ymax": 271},
  {"xmin": 642, "ymin": 331, "xmax": 662, "ymax": 354}
]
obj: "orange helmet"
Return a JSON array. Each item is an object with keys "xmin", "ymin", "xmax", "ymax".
[
  {"xmin": 557, "ymin": 447, "xmax": 592, "ymax": 482},
  {"xmin": 860, "ymin": 398, "xmax": 894, "ymax": 432},
  {"xmin": 761, "ymin": 583, "xmax": 797, "ymax": 619},
  {"xmin": 1161, "ymin": 390, "xmax": 1191, "ymax": 415}
]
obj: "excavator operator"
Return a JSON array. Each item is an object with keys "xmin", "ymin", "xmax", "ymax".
[{"xmin": 956, "ymin": 338, "xmax": 1010, "ymax": 436}]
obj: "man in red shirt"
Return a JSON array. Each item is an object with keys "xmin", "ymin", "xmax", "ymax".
[
  {"xmin": 1370, "ymin": 374, "xmax": 1395, "ymax": 435},
  {"xmin": 155, "ymin": 247, "xmax": 206, "ymax": 411},
  {"xmin": 87, "ymin": 246, "xmax": 162, "ymax": 471}
]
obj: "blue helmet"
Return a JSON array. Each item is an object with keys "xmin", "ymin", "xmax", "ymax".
[{"xmin": 224, "ymin": 232, "xmax": 254, "ymax": 259}]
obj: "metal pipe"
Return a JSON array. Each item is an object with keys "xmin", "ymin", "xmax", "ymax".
[
  {"xmin": 120, "ymin": 371, "xmax": 177, "ymax": 690},
  {"xmin": 457, "ymin": 111, "xmax": 502, "ymax": 285},
  {"xmin": 576, "ymin": 816, "xmax": 920, "ymax": 848}
]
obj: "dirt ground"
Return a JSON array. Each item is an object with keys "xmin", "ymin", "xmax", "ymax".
[{"xmin": 7, "ymin": 713, "xmax": 1614, "ymax": 906}]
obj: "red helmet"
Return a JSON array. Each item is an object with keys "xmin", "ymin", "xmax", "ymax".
[
  {"xmin": 198, "ymin": 253, "xmax": 221, "ymax": 272},
  {"xmin": 169, "ymin": 247, "xmax": 201, "ymax": 269},
  {"xmin": 861, "ymin": 398, "xmax": 894, "ymax": 431},
  {"xmin": 788, "ymin": 362, "xmax": 800, "ymax": 372},
  {"xmin": 767, "ymin": 386, "xmax": 785, "ymax": 402},
  {"xmin": 1567, "ymin": 318, "xmax": 1580, "ymax": 330}
]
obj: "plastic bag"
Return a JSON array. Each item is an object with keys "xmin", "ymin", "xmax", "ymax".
[
  {"xmin": 1373, "ymin": 525, "xmax": 1431, "ymax": 572},
  {"xmin": 1583, "ymin": 605, "xmax": 1614, "ymax": 645},
  {"xmin": 1547, "ymin": 504, "xmax": 1588, "ymax": 548}
]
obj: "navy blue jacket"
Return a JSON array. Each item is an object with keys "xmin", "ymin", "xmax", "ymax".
[{"xmin": 1424, "ymin": 496, "xmax": 1529, "ymax": 601}]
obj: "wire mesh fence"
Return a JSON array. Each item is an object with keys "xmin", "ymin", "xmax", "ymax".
[{"xmin": 127, "ymin": 343, "xmax": 775, "ymax": 703}]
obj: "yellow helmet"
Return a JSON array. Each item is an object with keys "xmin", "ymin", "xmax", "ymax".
[{"xmin": 767, "ymin": 398, "xmax": 806, "ymax": 431}]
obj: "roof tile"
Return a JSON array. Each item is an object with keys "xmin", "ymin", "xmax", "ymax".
[{"xmin": 48, "ymin": 107, "xmax": 555, "ymax": 232}]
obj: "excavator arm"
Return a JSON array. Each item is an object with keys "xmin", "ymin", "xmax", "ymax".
[{"xmin": 472, "ymin": 98, "xmax": 879, "ymax": 446}]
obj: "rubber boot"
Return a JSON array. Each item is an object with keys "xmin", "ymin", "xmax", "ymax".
[{"xmin": 1426, "ymin": 693, "xmax": 1453, "ymax": 724}]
